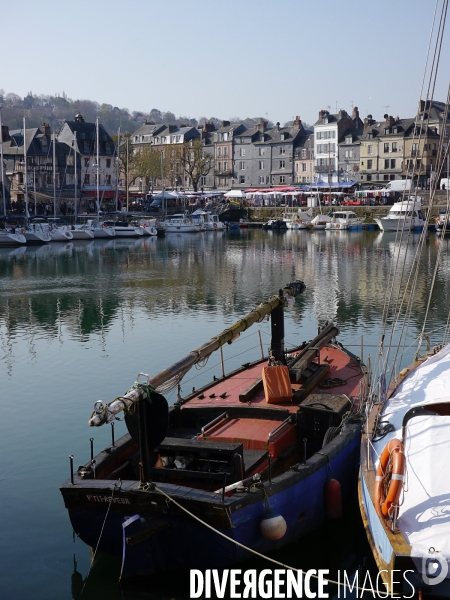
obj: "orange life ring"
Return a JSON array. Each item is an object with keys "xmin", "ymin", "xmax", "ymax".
[
  {"xmin": 336, "ymin": 224, "xmax": 340, "ymax": 229},
  {"xmin": 102, "ymin": 222, "xmax": 107, "ymax": 228},
  {"xmin": 374, "ymin": 438, "xmax": 405, "ymax": 518},
  {"xmin": 213, "ymin": 222, "xmax": 217, "ymax": 229},
  {"xmin": 143, "ymin": 223, "xmax": 147, "ymax": 228}
]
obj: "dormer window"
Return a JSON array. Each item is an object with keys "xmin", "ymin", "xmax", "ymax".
[
  {"xmin": 260, "ymin": 134, "xmax": 264, "ymax": 142},
  {"xmin": 280, "ymin": 133, "xmax": 285, "ymax": 140},
  {"xmin": 345, "ymin": 136, "xmax": 352, "ymax": 144},
  {"xmin": 323, "ymin": 118, "xmax": 328, "ymax": 124},
  {"xmin": 385, "ymin": 128, "xmax": 390, "ymax": 134},
  {"xmin": 393, "ymin": 128, "xmax": 398, "ymax": 134}
]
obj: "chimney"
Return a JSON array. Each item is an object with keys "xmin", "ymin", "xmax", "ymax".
[
  {"xmin": 40, "ymin": 122, "xmax": 51, "ymax": 136},
  {"xmin": 385, "ymin": 115, "xmax": 395, "ymax": 127},
  {"xmin": 1, "ymin": 125, "xmax": 10, "ymax": 142},
  {"xmin": 203, "ymin": 122, "xmax": 215, "ymax": 132},
  {"xmin": 257, "ymin": 119, "xmax": 267, "ymax": 133},
  {"xmin": 74, "ymin": 113, "xmax": 85, "ymax": 122},
  {"xmin": 221, "ymin": 120, "xmax": 230, "ymax": 128},
  {"xmin": 293, "ymin": 116, "xmax": 302, "ymax": 130},
  {"xmin": 276, "ymin": 122, "xmax": 280, "ymax": 131},
  {"xmin": 352, "ymin": 107, "xmax": 360, "ymax": 121}
]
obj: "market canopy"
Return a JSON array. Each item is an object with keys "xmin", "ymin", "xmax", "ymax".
[
  {"xmin": 224, "ymin": 190, "xmax": 246, "ymax": 198},
  {"xmin": 153, "ymin": 191, "xmax": 178, "ymax": 199}
]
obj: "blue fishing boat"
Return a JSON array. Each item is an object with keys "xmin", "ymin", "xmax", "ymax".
[{"xmin": 60, "ymin": 282, "xmax": 367, "ymax": 578}]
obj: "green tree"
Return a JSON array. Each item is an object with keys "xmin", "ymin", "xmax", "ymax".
[{"xmin": 132, "ymin": 145, "xmax": 163, "ymax": 187}]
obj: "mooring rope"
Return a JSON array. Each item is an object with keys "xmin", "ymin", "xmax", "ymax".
[{"xmin": 152, "ymin": 483, "xmax": 370, "ymax": 594}]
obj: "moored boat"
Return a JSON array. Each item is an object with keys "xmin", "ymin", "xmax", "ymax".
[
  {"xmin": 60, "ymin": 282, "xmax": 367, "ymax": 579},
  {"xmin": 102, "ymin": 221, "xmax": 143, "ymax": 237},
  {"xmin": 191, "ymin": 209, "xmax": 225, "ymax": 231},
  {"xmin": 307, "ymin": 213, "xmax": 332, "ymax": 230},
  {"xmin": 325, "ymin": 211, "xmax": 365, "ymax": 231},
  {"xmin": 374, "ymin": 198, "xmax": 426, "ymax": 232},
  {"xmin": 0, "ymin": 229, "xmax": 27, "ymax": 246},
  {"xmin": 283, "ymin": 209, "xmax": 313, "ymax": 230},
  {"xmin": 160, "ymin": 213, "xmax": 204, "ymax": 233}
]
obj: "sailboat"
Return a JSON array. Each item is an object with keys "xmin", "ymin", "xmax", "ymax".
[
  {"xmin": 359, "ymin": 4, "xmax": 450, "ymax": 596},
  {"xmin": 21, "ymin": 118, "xmax": 51, "ymax": 244},
  {"xmin": 60, "ymin": 282, "xmax": 368, "ymax": 578}
]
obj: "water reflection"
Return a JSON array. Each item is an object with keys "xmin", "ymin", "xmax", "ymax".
[{"xmin": 0, "ymin": 232, "xmax": 448, "ymax": 358}]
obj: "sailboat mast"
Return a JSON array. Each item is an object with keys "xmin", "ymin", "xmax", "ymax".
[
  {"xmin": 0, "ymin": 106, "xmax": 5, "ymax": 217},
  {"xmin": 161, "ymin": 150, "xmax": 165, "ymax": 216},
  {"xmin": 73, "ymin": 133, "xmax": 77, "ymax": 220},
  {"xmin": 53, "ymin": 133, "xmax": 56, "ymax": 218},
  {"xmin": 23, "ymin": 117, "xmax": 29, "ymax": 219},
  {"xmin": 96, "ymin": 116, "xmax": 100, "ymax": 215},
  {"xmin": 115, "ymin": 127, "xmax": 120, "ymax": 212}
]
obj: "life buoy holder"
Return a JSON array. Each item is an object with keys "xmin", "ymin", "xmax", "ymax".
[
  {"xmin": 374, "ymin": 438, "xmax": 405, "ymax": 518},
  {"xmin": 20, "ymin": 228, "xmax": 25, "ymax": 234},
  {"xmin": 102, "ymin": 222, "xmax": 107, "ymax": 228},
  {"xmin": 213, "ymin": 222, "xmax": 217, "ymax": 229},
  {"xmin": 336, "ymin": 224, "xmax": 340, "ymax": 229},
  {"xmin": 143, "ymin": 223, "xmax": 147, "ymax": 228}
]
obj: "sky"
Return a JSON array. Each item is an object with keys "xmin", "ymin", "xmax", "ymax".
[{"xmin": 2, "ymin": 0, "xmax": 449, "ymax": 126}]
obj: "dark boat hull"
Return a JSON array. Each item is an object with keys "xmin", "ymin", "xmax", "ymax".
[{"xmin": 62, "ymin": 422, "xmax": 361, "ymax": 578}]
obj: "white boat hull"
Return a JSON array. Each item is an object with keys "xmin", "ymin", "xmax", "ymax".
[
  {"xmin": 50, "ymin": 228, "xmax": 73, "ymax": 241},
  {"xmin": 92, "ymin": 227, "xmax": 116, "ymax": 238},
  {"xmin": 375, "ymin": 217, "xmax": 425, "ymax": 232},
  {"xmin": 71, "ymin": 228, "xmax": 95, "ymax": 240},
  {"xmin": 164, "ymin": 224, "xmax": 202, "ymax": 233},
  {"xmin": 113, "ymin": 227, "xmax": 143, "ymax": 237},
  {"xmin": 24, "ymin": 230, "xmax": 52, "ymax": 244},
  {"xmin": 0, "ymin": 232, "xmax": 27, "ymax": 245}
]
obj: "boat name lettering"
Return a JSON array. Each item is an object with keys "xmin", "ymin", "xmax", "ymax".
[{"xmin": 86, "ymin": 494, "xmax": 131, "ymax": 504}]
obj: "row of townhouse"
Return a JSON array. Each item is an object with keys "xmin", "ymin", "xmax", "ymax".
[
  {"xmin": 131, "ymin": 101, "xmax": 449, "ymax": 191},
  {"xmin": 1, "ymin": 113, "xmax": 118, "ymax": 209}
]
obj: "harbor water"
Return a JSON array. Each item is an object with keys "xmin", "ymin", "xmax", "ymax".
[{"xmin": 1, "ymin": 229, "xmax": 449, "ymax": 599}]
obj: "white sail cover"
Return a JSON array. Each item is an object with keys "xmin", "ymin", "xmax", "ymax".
[{"xmin": 372, "ymin": 345, "xmax": 450, "ymax": 579}]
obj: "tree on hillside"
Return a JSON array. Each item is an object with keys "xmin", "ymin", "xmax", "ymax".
[{"xmin": 176, "ymin": 139, "xmax": 214, "ymax": 192}]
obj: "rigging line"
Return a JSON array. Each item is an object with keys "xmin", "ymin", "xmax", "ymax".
[
  {"xmin": 378, "ymin": 0, "xmax": 441, "ymax": 337},
  {"xmin": 377, "ymin": 0, "xmax": 448, "ymax": 387}
]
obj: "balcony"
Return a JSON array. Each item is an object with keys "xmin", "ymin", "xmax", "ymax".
[
  {"xmin": 315, "ymin": 165, "xmax": 335, "ymax": 173},
  {"xmin": 214, "ymin": 170, "xmax": 233, "ymax": 177}
]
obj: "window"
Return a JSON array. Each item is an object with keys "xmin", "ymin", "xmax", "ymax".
[
  {"xmin": 239, "ymin": 161, "xmax": 245, "ymax": 170},
  {"xmin": 367, "ymin": 174, "xmax": 372, "ymax": 181},
  {"xmin": 345, "ymin": 150, "xmax": 353, "ymax": 158},
  {"xmin": 84, "ymin": 158, "xmax": 89, "ymax": 168},
  {"xmin": 259, "ymin": 161, "xmax": 264, "ymax": 170},
  {"xmin": 239, "ymin": 175, "xmax": 245, "ymax": 184},
  {"xmin": 201, "ymin": 176, "xmax": 206, "ymax": 186},
  {"xmin": 17, "ymin": 172, "xmax": 23, "ymax": 184},
  {"xmin": 218, "ymin": 133, "xmax": 223, "ymax": 141},
  {"xmin": 390, "ymin": 159, "xmax": 396, "ymax": 169},
  {"xmin": 384, "ymin": 174, "xmax": 389, "ymax": 181},
  {"xmin": 162, "ymin": 137, "xmax": 167, "ymax": 143},
  {"xmin": 105, "ymin": 174, "xmax": 111, "ymax": 184},
  {"xmin": 384, "ymin": 143, "xmax": 389, "ymax": 153},
  {"xmin": 106, "ymin": 159, "xmax": 111, "ymax": 168},
  {"xmin": 367, "ymin": 159, "xmax": 373, "ymax": 169},
  {"xmin": 345, "ymin": 136, "xmax": 352, "ymax": 144},
  {"xmin": 280, "ymin": 134, "xmax": 285, "ymax": 141},
  {"xmin": 302, "ymin": 163, "xmax": 306, "ymax": 172},
  {"xmin": 302, "ymin": 149, "xmax": 307, "ymax": 158},
  {"xmin": 384, "ymin": 159, "xmax": 390, "ymax": 169},
  {"xmin": 368, "ymin": 145, "xmax": 373, "ymax": 155},
  {"xmin": 259, "ymin": 148, "xmax": 264, "ymax": 156},
  {"xmin": 392, "ymin": 142, "xmax": 397, "ymax": 152},
  {"xmin": 224, "ymin": 147, "xmax": 228, "ymax": 156},
  {"xmin": 84, "ymin": 174, "xmax": 90, "ymax": 184},
  {"xmin": 279, "ymin": 147, "xmax": 286, "ymax": 155},
  {"xmin": 223, "ymin": 133, "xmax": 228, "ymax": 141},
  {"xmin": 224, "ymin": 162, "xmax": 228, "ymax": 171},
  {"xmin": 279, "ymin": 176, "xmax": 285, "ymax": 183},
  {"xmin": 266, "ymin": 176, "xmax": 270, "ymax": 184},
  {"xmin": 217, "ymin": 147, "xmax": 222, "ymax": 157},
  {"xmin": 240, "ymin": 148, "xmax": 245, "ymax": 156},
  {"xmin": 258, "ymin": 175, "xmax": 264, "ymax": 184},
  {"xmin": 393, "ymin": 128, "xmax": 398, "ymax": 134},
  {"xmin": 217, "ymin": 162, "xmax": 222, "ymax": 171},
  {"xmin": 279, "ymin": 160, "xmax": 285, "ymax": 169}
]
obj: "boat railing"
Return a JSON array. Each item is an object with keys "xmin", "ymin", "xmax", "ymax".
[
  {"xmin": 267, "ymin": 415, "xmax": 295, "ymax": 442},
  {"xmin": 201, "ymin": 411, "xmax": 228, "ymax": 439}
]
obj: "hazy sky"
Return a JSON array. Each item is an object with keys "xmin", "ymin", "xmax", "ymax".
[{"xmin": 2, "ymin": 0, "xmax": 449, "ymax": 125}]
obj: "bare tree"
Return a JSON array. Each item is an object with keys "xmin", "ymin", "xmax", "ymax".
[{"xmin": 176, "ymin": 140, "xmax": 214, "ymax": 192}]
